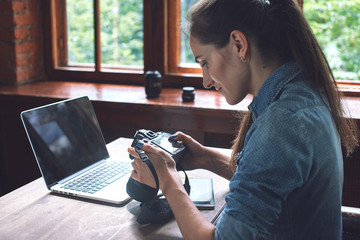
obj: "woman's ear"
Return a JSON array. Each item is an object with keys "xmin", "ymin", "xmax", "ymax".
[{"xmin": 229, "ymin": 30, "xmax": 249, "ymax": 62}]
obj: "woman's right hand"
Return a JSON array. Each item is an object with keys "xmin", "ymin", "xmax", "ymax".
[
  {"xmin": 171, "ymin": 131, "xmax": 215, "ymax": 171},
  {"xmin": 172, "ymin": 131, "xmax": 234, "ymax": 179}
]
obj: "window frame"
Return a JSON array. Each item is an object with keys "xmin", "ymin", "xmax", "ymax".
[
  {"xmin": 43, "ymin": 0, "xmax": 204, "ymax": 88},
  {"xmin": 43, "ymin": 0, "xmax": 360, "ymax": 94},
  {"xmin": 167, "ymin": 0, "xmax": 201, "ymax": 75}
]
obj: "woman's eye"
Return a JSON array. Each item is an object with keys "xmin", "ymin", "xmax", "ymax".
[{"xmin": 201, "ymin": 62, "xmax": 208, "ymax": 68}]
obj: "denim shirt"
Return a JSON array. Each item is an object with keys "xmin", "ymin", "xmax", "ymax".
[{"xmin": 215, "ymin": 62, "xmax": 343, "ymax": 240}]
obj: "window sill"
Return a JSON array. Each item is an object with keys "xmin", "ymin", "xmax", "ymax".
[
  {"xmin": 338, "ymin": 81, "xmax": 360, "ymax": 97},
  {"xmin": 0, "ymin": 81, "xmax": 250, "ymax": 111},
  {"xmin": 0, "ymin": 81, "xmax": 359, "ymax": 120}
]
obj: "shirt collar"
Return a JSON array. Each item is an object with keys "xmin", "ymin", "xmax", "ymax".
[{"xmin": 248, "ymin": 61, "xmax": 301, "ymax": 120}]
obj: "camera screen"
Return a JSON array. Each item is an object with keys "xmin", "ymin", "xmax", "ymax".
[{"xmin": 153, "ymin": 135, "xmax": 182, "ymax": 154}]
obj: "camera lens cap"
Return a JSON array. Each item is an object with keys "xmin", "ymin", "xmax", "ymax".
[{"xmin": 182, "ymin": 86, "xmax": 195, "ymax": 102}]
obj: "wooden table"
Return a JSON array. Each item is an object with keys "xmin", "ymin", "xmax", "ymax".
[{"xmin": 0, "ymin": 138, "xmax": 231, "ymax": 240}]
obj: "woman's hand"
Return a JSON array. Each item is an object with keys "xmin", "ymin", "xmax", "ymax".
[
  {"xmin": 173, "ymin": 131, "xmax": 234, "ymax": 180},
  {"xmin": 127, "ymin": 131, "xmax": 208, "ymax": 190},
  {"xmin": 128, "ymin": 131, "xmax": 233, "ymax": 190},
  {"xmin": 127, "ymin": 142, "xmax": 182, "ymax": 191},
  {"xmin": 170, "ymin": 132, "xmax": 217, "ymax": 170},
  {"xmin": 128, "ymin": 139, "xmax": 216, "ymax": 240}
]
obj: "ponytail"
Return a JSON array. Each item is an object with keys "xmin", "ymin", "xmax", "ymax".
[
  {"xmin": 266, "ymin": 0, "xmax": 358, "ymax": 156},
  {"xmin": 230, "ymin": 111, "xmax": 253, "ymax": 172}
]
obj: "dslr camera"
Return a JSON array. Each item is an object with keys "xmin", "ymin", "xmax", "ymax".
[
  {"xmin": 129, "ymin": 129, "xmax": 186, "ymax": 165},
  {"xmin": 126, "ymin": 129, "xmax": 187, "ymax": 202}
]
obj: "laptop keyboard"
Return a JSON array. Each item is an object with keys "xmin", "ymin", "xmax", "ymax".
[{"xmin": 61, "ymin": 161, "xmax": 132, "ymax": 194}]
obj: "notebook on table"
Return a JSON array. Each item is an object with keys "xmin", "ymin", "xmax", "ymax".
[{"xmin": 21, "ymin": 96, "xmax": 132, "ymax": 205}]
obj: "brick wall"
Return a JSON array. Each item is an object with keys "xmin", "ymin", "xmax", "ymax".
[{"xmin": 0, "ymin": 0, "xmax": 45, "ymax": 85}]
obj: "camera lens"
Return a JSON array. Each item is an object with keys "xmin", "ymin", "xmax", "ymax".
[
  {"xmin": 145, "ymin": 71, "xmax": 162, "ymax": 98},
  {"xmin": 182, "ymin": 86, "xmax": 195, "ymax": 102}
]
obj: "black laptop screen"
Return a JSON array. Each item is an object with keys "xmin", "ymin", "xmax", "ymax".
[{"xmin": 21, "ymin": 97, "xmax": 109, "ymax": 188}]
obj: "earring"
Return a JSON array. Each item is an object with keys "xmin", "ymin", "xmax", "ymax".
[{"xmin": 240, "ymin": 56, "xmax": 246, "ymax": 63}]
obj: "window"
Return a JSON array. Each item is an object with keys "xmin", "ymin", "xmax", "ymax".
[
  {"xmin": 168, "ymin": 0, "xmax": 201, "ymax": 75},
  {"xmin": 44, "ymin": 0, "xmax": 359, "ymax": 94},
  {"xmin": 180, "ymin": 0, "xmax": 199, "ymax": 66},
  {"xmin": 45, "ymin": 0, "xmax": 203, "ymax": 88}
]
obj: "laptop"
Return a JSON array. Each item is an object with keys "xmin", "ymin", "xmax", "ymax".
[{"xmin": 21, "ymin": 96, "xmax": 132, "ymax": 205}]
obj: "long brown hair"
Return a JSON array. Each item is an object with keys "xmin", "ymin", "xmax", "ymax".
[{"xmin": 187, "ymin": 0, "xmax": 359, "ymax": 170}]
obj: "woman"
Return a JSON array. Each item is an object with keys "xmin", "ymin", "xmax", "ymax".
[{"xmin": 128, "ymin": 0, "xmax": 359, "ymax": 239}]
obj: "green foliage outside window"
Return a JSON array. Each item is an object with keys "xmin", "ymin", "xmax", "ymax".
[
  {"xmin": 66, "ymin": 0, "xmax": 359, "ymax": 81},
  {"xmin": 304, "ymin": 0, "xmax": 360, "ymax": 81},
  {"xmin": 180, "ymin": 0, "xmax": 199, "ymax": 66},
  {"xmin": 100, "ymin": 0, "xmax": 143, "ymax": 66},
  {"xmin": 180, "ymin": 0, "xmax": 360, "ymax": 81},
  {"xmin": 67, "ymin": 0, "xmax": 95, "ymax": 65},
  {"xmin": 67, "ymin": 0, "xmax": 143, "ymax": 67}
]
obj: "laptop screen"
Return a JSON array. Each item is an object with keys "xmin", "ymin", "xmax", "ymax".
[{"xmin": 21, "ymin": 96, "xmax": 109, "ymax": 188}]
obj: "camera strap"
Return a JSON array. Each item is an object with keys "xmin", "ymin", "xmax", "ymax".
[
  {"xmin": 143, "ymin": 158, "xmax": 159, "ymax": 191},
  {"xmin": 136, "ymin": 168, "xmax": 191, "ymax": 225},
  {"xmin": 135, "ymin": 145, "xmax": 190, "ymax": 195},
  {"xmin": 132, "ymin": 145, "xmax": 193, "ymax": 225},
  {"xmin": 135, "ymin": 146, "xmax": 160, "ymax": 191},
  {"xmin": 179, "ymin": 166, "xmax": 191, "ymax": 195}
]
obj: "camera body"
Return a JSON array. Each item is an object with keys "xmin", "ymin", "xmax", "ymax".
[
  {"xmin": 130, "ymin": 129, "xmax": 186, "ymax": 166},
  {"xmin": 127, "ymin": 129, "xmax": 187, "ymax": 202}
]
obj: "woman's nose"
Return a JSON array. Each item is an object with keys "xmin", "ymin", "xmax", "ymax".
[{"xmin": 202, "ymin": 71, "xmax": 214, "ymax": 89}]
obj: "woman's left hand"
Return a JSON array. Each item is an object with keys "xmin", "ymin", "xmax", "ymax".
[
  {"xmin": 127, "ymin": 142, "xmax": 180, "ymax": 190},
  {"xmin": 128, "ymin": 142, "xmax": 215, "ymax": 240}
]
